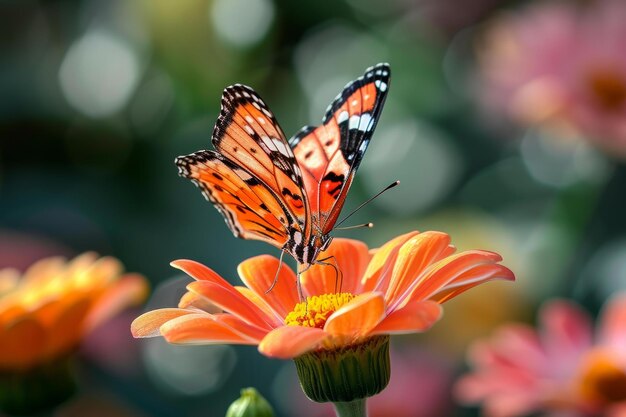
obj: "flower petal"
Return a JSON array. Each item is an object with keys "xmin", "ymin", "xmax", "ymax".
[
  {"xmin": 469, "ymin": 324, "xmax": 547, "ymax": 373},
  {"xmin": 371, "ymin": 300, "xmax": 442, "ymax": 335},
  {"xmin": 598, "ymin": 293, "xmax": 626, "ymax": 350},
  {"xmin": 361, "ymin": 231, "xmax": 420, "ymax": 293},
  {"xmin": 235, "ymin": 286, "xmax": 284, "ymax": 326},
  {"xmin": 214, "ymin": 314, "xmax": 268, "ymax": 341},
  {"xmin": 74, "ymin": 255, "xmax": 123, "ymax": 287},
  {"xmin": 0, "ymin": 317, "xmax": 46, "ymax": 370},
  {"xmin": 395, "ymin": 250, "xmax": 504, "ymax": 309},
  {"xmin": 258, "ymin": 326, "xmax": 327, "ymax": 359},
  {"xmin": 178, "ymin": 291, "xmax": 222, "ymax": 313},
  {"xmin": 45, "ymin": 297, "xmax": 91, "ymax": 358},
  {"xmin": 385, "ymin": 231, "xmax": 452, "ymax": 306},
  {"xmin": 301, "ymin": 238, "xmax": 371, "ymax": 296},
  {"xmin": 160, "ymin": 313, "xmax": 259, "ymax": 345},
  {"xmin": 0, "ymin": 269, "xmax": 19, "ymax": 294},
  {"xmin": 187, "ymin": 281, "xmax": 274, "ymax": 329},
  {"xmin": 84, "ymin": 273, "xmax": 149, "ymax": 332},
  {"xmin": 237, "ymin": 255, "xmax": 298, "ymax": 318},
  {"xmin": 170, "ymin": 259, "xmax": 232, "ymax": 287},
  {"xmin": 429, "ymin": 264, "xmax": 515, "ymax": 303},
  {"xmin": 324, "ymin": 292, "xmax": 385, "ymax": 338},
  {"xmin": 22, "ymin": 256, "xmax": 67, "ymax": 286},
  {"xmin": 539, "ymin": 299, "xmax": 592, "ymax": 359},
  {"xmin": 131, "ymin": 308, "xmax": 195, "ymax": 338}
]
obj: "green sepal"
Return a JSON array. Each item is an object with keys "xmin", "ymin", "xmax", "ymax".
[{"xmin": 293, "ymin": 335, "xmax": 390, "ymax": 403}]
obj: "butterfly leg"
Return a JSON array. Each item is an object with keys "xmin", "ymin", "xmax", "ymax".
[
  {"xmin": 296, "ymin": 263, "xmax": 313, "ymax": 304},
  {"xmin": 314, "ymin": 256, "xmax": 343, "ymax": 294},
  {"xmin": 265, "ymin": 250, "xmax": 286, "ymax": 294}
]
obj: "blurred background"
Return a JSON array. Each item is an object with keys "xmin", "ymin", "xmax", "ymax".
[{"xmin": 1, "ymin": 0, "xmax": 625, "ymax": 416}]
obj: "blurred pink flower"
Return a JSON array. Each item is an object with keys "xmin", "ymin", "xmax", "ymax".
[
  {"xmin": 478, "ymin": 0, "xmax": 626, "ymax": 157},
  {"xmin": 285, "ymin": 346, "xmax": 454, "ymax": 417},
  {"xmin": 456, "ymin": 294, "xmax": 626, "ymax": 417}
]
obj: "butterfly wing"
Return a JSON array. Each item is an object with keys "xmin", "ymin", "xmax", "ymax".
[
  {"xmin": 289, "ymin": 63, "xmax": 390, "ymax": 234},
  {"xmin": 176, "ymin": 150, "xmax": 292, "ymax": 248},
  {"xmin": 176, "ymin": 84, "xmax": 311, "ymax": 251}
]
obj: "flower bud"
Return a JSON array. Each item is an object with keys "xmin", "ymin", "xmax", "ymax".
[{"xmin": 226, "ymin": 388, "xmax": 275, "ymax": 417}]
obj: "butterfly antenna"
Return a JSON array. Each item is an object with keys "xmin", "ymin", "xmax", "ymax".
[
  {"xmin": 334, "ymin": 181, "xmax": 400, "ymax": 229},
  {"xmin": 334, "ymin": 222, "xmax": 374, "ymax": 231},
  {"xmin": 265, "ymin": 250, "xmax": 286, "ymax": 294}
]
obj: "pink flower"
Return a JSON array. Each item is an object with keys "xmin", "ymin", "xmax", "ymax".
[
  {"xmin": 456, "ymin": 294, "xmax": 626, "ymax": 417},
  {"xmin": 478, "ymin": 0, "xmax": 626, "ymax": 157}
]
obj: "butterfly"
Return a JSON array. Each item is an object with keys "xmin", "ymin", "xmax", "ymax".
[{"xmin": 176, "ymin": 63, "xmax": 390, "ymax": 271}]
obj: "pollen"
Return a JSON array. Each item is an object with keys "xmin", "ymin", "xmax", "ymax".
[{"xmin": 285, "ymin": 293, "xmax": 355, "ymax": 328}]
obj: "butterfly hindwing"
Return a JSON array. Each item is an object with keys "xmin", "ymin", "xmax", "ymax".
[
  {"xmin": 176, "ymin": 150, "xmax": 292, "ymax": 248},
  {"xmin": 289, "ymin": 63, "xmax": 390, "ymax": 234}
]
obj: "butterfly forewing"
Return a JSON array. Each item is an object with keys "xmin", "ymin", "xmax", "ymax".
[
  {"xmin": 212, "ymin": 85, "xmax": 310, "ymax": 234},
  {"xmin": 289, "ymin": 63, "xmax": 390, "ymax": 234}
]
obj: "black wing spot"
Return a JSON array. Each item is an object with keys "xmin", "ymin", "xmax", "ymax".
[
  {"xmin": 325, "ymin": 140, "xmax": 333, "ymax": 147},
  {"xmin": 304, "ymin": 150, "xmax": 313, "ymax": 159},
  {"xmin": 282, "ymin": 187, "xmax": 302, "ymax": 200},
  {"xmin": 212, "ymin": 172, "xmax": 223, "ymax": 180},
  {"xmin": 322, "ymin": 171, "xmax": 345, "ymax": 198},
  {"xmin": 233, "ymin": 146, "xmax": 239, "ymax": 152},
  {"xmin": 259, "ymin": 203, "xmax": 269, "ymax": 211},
  {"xmin": 236, "ymin": 205, "xmax": 248, "ymax": 214},
  {"xmin": 214, "ymin": 184, "xmax": 224, "ymax": 192},
  {"xmin": 282, "ymin": 187, "xmax": 304, "ymax": 208},
  {"xmin": 250, "ymin": 147, "xmax": 257, "ymax": 153}
]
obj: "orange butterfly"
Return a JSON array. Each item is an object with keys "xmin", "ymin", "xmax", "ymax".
[{"xmin": 176, "ymin": 63, "xmax": 390, "ymax": 270}]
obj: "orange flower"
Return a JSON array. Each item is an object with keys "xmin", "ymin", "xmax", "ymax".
[
  {"xmin": 0, "ymin": 252, "xmax": 148, "ymax": 371},
  {"xmin": 132, "ymin": 231, "xmax": 514, "ymax": 359}
]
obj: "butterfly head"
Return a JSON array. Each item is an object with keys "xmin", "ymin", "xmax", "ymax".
[
  {"xmin": 289, "ymin": 231, "xmax": 334, "ymax": 267},
  {"xmin": 319, "ymin": 234, "xmax": 333, "ymax": 253},
  {"xmin": 305, "ymin": 234, "xmax": 333, "ymax": 265}
]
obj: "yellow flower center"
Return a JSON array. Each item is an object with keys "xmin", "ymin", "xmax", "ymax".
[
  {"xmin": 578, "ymin": 351, "xmax": 626, "ymax": 404},
  {"xmin": 285, "ymin": 293, "xmax": 354, "ymax": 328},
  {"xmin": 587, "ymin": 68, "xmax": 626, "ymax": 111}
]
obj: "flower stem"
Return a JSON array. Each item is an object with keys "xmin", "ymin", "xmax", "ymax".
[{"xmin": 333, "ymin": 399, "xmax": 367, "ymax": 417}]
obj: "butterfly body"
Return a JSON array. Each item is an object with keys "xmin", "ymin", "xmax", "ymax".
[{"xmin": 176, "ymin": 63, "xmax": 390, "ymax": 269}]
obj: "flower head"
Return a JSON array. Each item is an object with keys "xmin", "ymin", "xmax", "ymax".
[
  {"xmin": 478, "ymin": 0, "xmax": 626, "ymax": 156},
  {"xmin": 456, "ymin": 294, "xmax": 626, "ymax": 417},
  {"xmin": 0, "ymin": 252, "xmax": 148, "ymax": 371},
  {"xmin": 132, "ymin": 231, "xmax": 514, "ymax": 359}
]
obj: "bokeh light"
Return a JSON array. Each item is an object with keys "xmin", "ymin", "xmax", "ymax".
[
  {"xmin": 59, "ymin": 29, "xmax": 142, "ymax": 118},
  {"xmin": 361, "ymin": 118, "xmax": 462, "ymax": 214},
  {"xmin": 144, "ymin": 339, "xmax": 237, "ymax": 396},
  {"xmin": 520, "ymin": 128, "xmax": 610, "ymax": 188},
  {"xmin": 210, "ymin": 0, "xmax": 275, "ymax": 48}
]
